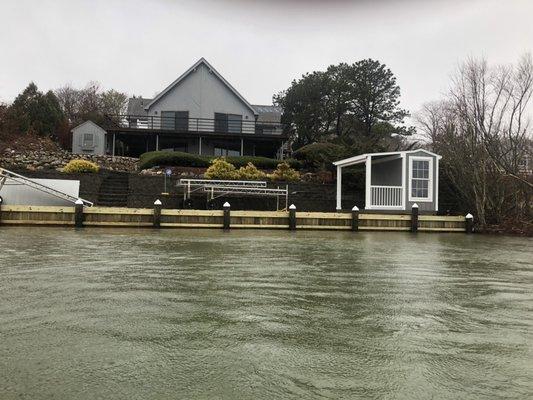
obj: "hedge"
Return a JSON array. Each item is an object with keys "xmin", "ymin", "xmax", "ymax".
[
  {"xmin": 139, "ymin": 151, "xmax": 301, "ymax": 170},
  {"xmin": 293, "ymin": 142, "xmax": 348, "ymax": 171}
]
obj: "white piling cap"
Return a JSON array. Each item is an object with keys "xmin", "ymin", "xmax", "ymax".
[
  {"xmin": 289, "ymin": 204, "xmax": 296, "ymax": 210},
  {"xmin": 465, "ymin": 213, "xmax": 473, "ymax": 219},
  {"xmin": 223, "ymin": 202, "xmax": 230, "ymax": 208},
  {"xmin": 412, "ymin": 203, "xmax": 419, "ymax": 208},
  {"xmin": 154, "ymin": 199, "xmax": 162, "ymax": 205},
  {"xmin": 352, "ymin": 205, "xmax": 359, "ymax": 211},
  {"xmin": 75, "ymin": 199, "xmax": 84, "ymax": 205}
]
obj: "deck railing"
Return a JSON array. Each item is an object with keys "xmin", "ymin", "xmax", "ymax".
[
  {"xmin": 105, "ymin": 114, "xmax": 284, "ymax": 136},
  {"xmin": 370, "ymin": 185, "xmax": 403, "ymax": 208}
]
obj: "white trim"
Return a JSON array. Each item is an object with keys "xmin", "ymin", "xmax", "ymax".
[
  {"xmin": 365, "ymin": 155, "xmax": 371, "ymax": 210},
  {"xmin": 408, "ymin": 156, "xmax": 433, "ymax": 202},
  {"xmin": 333, "ymin": 148, "xmax": 442, "ymax": 168},
  {"xmin": 336, "ymin": 165, "xmax": 342, "ymax": 210},
  {"xmin": 401, "ymin": 153, "xmax": 406, "ymax": 210},
  {"xmin": 435, "ymin": 157, "xmax": 439, "ymax": 211}
]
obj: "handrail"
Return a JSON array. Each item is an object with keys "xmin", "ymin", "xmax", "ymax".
[
  {"xmin": 104, "ymin": 114, "xmax": 284, "ymax": 136},
  {"xmin": 0, "ymin": 167, "xmax": 93, "ymax": 207}
]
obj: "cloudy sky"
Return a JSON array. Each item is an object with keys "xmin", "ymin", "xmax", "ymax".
[{"xmin": 0, "ymin": 0, "xmax": 532, "ymax": 115}]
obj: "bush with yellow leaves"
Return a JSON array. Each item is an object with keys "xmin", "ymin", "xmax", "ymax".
[
  {"xmin": 268, "ymin": 162, "xmax": 300, "ymax": 182},
  {"xmin": 204, "ymin": 157, "xmax": 238, "ymax": 180},
  {"xmin": 236, "ymin": 162, "xmax": 267, "ymax": 180},
  {"xmin": 62, "ymin": 159, "xmax": 100, "ymax": 173}
]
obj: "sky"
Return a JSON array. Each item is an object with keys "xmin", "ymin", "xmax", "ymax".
[{"xmin": 0, "ymin": 0, "xmax": 532, "ymax": 116}]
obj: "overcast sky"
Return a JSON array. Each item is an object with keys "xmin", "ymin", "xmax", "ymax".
[{"xmin": 1, "ymin": 0, "xmax": 532, "ymax": 115}]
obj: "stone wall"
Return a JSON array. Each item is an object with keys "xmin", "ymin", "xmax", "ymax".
[{"xmin": 1, "ymin": 148, "xmax": 137, "ymax": 172}]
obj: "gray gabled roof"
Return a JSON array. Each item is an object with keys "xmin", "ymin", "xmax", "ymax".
[
  {"xmin": 144, "ymin": 58, "xmax": 258, "ymax": 115},
  {"xmin": 127, "ymin": 97, "xmax": 152, "ymax": 116},
  {"xmin": 252, "ymin": 104, "xmax": 282, "ymax": 122},
  {"xmin": 70, "ymin": 120, "xmax": 106, "ymax": 134}
]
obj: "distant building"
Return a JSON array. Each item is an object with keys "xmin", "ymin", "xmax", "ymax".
[
  {"xmin": 71, "ymin": 120, "xmax": 107, "ymax": 155},
  {"xmin": 72, "ymin": 58, "xmax": 287, "ymax": 159}
]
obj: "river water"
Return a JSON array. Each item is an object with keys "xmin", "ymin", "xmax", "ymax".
[{"xmin": 0, "ymin": 227, "xmax": 531, "ymax": 399}]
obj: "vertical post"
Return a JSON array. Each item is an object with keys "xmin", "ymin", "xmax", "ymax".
[
  {"xmin": 156, "ymin": 134, "xmax": 159, "ymax": 151},
  {"xmin": 365, "ymin": 155, "xmax": 372, "ymax": 209},
  {"xmin": 351, "ymin": 205, "xmax": 359, "ymax": 231},
  {"xmin": 411, "ymin": 203, "xmax": 419, "ymax": 233},
  {"xmin": 336, "ymin": 165, "xmax": 342, "ymax": 211},
  {"xmin": 74, "ymin": 199, "xmax": 84, "ymax": 228},
  {"xmin": 199, "ymin": 137, "xmax": 202, "ymax": 155},
  {"xmin": 465, "ymin": 213, "xmax": 474, "ymax": 234},
  {"xmin": 223, "ymin": 202, "xmax": 231, "ymax": 231},
  {"xmin": 153, "ymin": 199, "xmax": 162, "ymax": 228},
  {"xmin": 112, "ymin": 133, "xmax": 116, "ymax": 158},
  {"xmin": 0, "ymin": 195, "xmax": 3, "ymax": 226},
  {"xmin": 240, "ymin": 138, "xmax": 244, "ymax": 156},
  {"xmin": 289, "ymin": 204, "xmax": 296, "ymax": 231}
]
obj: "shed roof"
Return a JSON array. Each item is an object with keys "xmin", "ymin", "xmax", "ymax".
[
  {"xmin": 333, "ymin": 149, "xmax": 442, "ymax": 167},
  {"xmin": 144, "ymin": 58, "xmax": 258, "ymax": 115},
  {"xmin": 127, "ymin": 97, "xmax": 152, "ymax": 116},
  {"xmin": 70, "ymin": 120, "xmax": 106, "ymax": 134}
]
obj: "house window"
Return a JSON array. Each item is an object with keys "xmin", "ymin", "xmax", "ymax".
[
  {"xmin": 82, "ymin": 133, "xmax": 94, "ymax": 148},
  {"xmin": 214, "ymin": 113, "xmax": 242, "ymax": 133},
  {"xmin": 161, "ymin": 111, "xmax": 189, "ymax": 131},
  {"xmin": 409, "ymin": 157, "xmax": 433, "ymax": 201}
]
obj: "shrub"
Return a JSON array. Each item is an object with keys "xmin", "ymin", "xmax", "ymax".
[
  {"xmin": 236, "ymin": 162, "xmax": 267, "ymax": 180},
  {"xmin": 204, "ymin": 157, "xmax": 238, "ymax": 179},
  {"xmin": 293, "ymin": 142, "xmax": 347, "ymax": 171},
  {"xmin": 139, "ymin": 150, "xmax": 302, "ymax": 171},
  {"xmin": 139, "ymin": 151, "xmax": 210, "ymax": 170},
  {"xmin": 62, "ymin": 159, "xmax": 99, "ymax": 173},
  {"xmin": 268, "ymin": 162, "xmax": 300, "ymax": 182}
]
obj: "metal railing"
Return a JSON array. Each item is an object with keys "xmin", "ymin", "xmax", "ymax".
[
  {"xmin": 105, "ymin": 114, "xmax": 284, "ymax": 136},
  {"xmin": 370, "ymin": 185, "xmax": 403, "ymax": 208}
]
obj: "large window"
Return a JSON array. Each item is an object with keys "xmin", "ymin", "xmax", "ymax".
[
  {"xmin": 409, "ymin": 157, "xmax": 433, "ymax": 201},
  {"xmin": 214, "ymin": 146, "xmax": 240, "ymax": 157},
  {"xmin": 215, "ymin": 113, "xmax": 242, "ymax": 133},
  {"xmin": 161, "ymin": 111, "xmax": 189, "ymax": 131}
]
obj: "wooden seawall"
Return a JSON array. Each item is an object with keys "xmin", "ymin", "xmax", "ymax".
[{"xmin": 0, "ymin": 205, "xmax": 468, "ymax": 232}]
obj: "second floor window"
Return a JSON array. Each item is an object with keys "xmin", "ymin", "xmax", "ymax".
[{"xmin": 161, "ymin": 111, "xmax": 189, "ymax": 131}]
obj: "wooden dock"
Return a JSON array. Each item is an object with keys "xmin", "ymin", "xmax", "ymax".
[{"xmin": 0, "ymin": 205, "xmax": 468, "ymax": 232}]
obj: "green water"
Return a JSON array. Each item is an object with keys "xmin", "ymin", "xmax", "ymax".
[{"xmin": 0, "ymin": 228, "xmax": 531, "ymax": 399}]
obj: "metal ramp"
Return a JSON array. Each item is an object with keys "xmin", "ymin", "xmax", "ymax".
[
  {"xmin": 178, "ymin": 179, "xmax": 288, "ymax": 210},
  {"xmin": 0, "ymin": 167, "xmax": 93, "ymax": 207}
]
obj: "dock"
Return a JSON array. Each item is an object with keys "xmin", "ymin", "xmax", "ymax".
[{"xmin": 0, "ymin": 205, "xmax": 469, "ymax": 232}]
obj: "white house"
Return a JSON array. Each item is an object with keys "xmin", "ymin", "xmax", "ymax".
[{"xmin": 334, "ymin": 149, "xmax": 442, "ymax": 212}]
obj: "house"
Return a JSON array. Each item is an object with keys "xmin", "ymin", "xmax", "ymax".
[
  {"xmin": 333, "ymin": 149, "xmax": 442, "ymax": 212},
  {"xmin": 72, "ymin": 58, "xmax": 288, "ymax": 159},
  {"xmin": 71, "ymin": 120, "xmax": 107, "ymax": 155}
]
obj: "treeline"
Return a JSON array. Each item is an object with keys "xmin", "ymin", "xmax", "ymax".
[
  {"xmin": 0, "ymin": 82, "xmax": 127, "ymax": 148},
  {"xmin": 417, "ymin": 55, "xmax": 533, "ymax": 231}
]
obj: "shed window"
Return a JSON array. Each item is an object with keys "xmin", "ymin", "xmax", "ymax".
[
  {"xmin": 82, "ymin": 133, "xmax": 94, "ymax": 148},
  {"xmin": 409, "ymin": 157, "xmax": 433, "ymax": 201}
]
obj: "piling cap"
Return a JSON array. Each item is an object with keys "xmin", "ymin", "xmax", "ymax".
[
  {"xmin": 0, "ymin": 195, "xmax": 3, "ymax": 204},
  {"xmin": 412, "ymin": 203, "xmax": 419, "ymax": 209},
  {"xmin": 352, "ymin": 205, "xmax": 359, "ymax": 211},
  {"xmin": 465, "ymin": 213, "xmax": 474, "ymax": 219},
  {"xmin": 223, "ymin": 202, "xmax": 230, "ymax": 208},
  {"xmin": 75, "ymin": 199, "xmax": 84, "ymax": 205},
  {"xmin": 154, "ymin": 199, "xmax": 162, "ymax": 206},
  {"xmin": 289, "ymin": 204, "xmax": 296, "ymax": 210}
]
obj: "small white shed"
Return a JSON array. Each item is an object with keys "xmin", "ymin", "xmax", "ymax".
[
  {"xmin": 71, "ymin": 120, "xmax": 107, "ymax": 155},
  {"xmin": 333, "ymin": 149, "xmax": 442, "ymax": 212}
]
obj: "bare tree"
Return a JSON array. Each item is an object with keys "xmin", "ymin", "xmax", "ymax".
[{"xmin": 417, "ymin": 55, "xmax": 533, "ymax": 229}]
